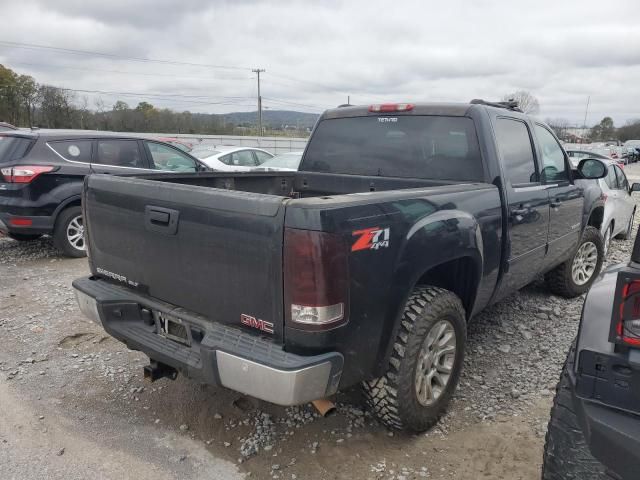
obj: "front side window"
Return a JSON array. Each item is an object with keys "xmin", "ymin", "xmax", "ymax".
[
  {"xmin": 534, "ymin": 124, "xmax": 569, "ymax": 183},
  {"xmin": 230, "ymin": 150, "xmax": 258, "ymax": 167},
  {"xmin": 495, "ymin": 118, "xmax": 537, "ymax": 185},
  {"xmin": 96, "ymin": 140, "xmax": 145, "ymax": 168},
  {"xmin": 254, "ymin": 150, "xmax": 273, "ymax": 164},
  {"xmin": 48, "ymin": 140, "xmax": 93, "ymax": 163},
  {"xmin": 145, "ymin": 141, "xmax": 197, "ymax": 172}
]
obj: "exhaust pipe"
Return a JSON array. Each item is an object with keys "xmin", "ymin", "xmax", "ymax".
[
  {"xmin": 144, "ymin": 360, "xmax": 178, "ymax": 382},
  {"xmin": 311, "ymin": 398, "xmax": 336, "ymax": 417}
]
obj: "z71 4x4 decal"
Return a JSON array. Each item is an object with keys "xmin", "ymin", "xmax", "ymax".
[{"xmin": 351, "ymin": 227, "xmax": 390, "ymax": 252}]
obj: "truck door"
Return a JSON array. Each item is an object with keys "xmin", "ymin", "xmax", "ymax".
[
  {"xmin": 533, "ymin": 124, "xmax": 583, "ymax": 267},
  {"xmin": 493, "ymin": 117, "xmax": 550, "ymax": 296}
]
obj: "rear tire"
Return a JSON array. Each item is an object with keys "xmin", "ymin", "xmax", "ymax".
[
  {"xmin": 53, "ymin": 206, "xmax": 87, "ymax": 258},
  {"xmin": 616, "ymin": 209, "xmax": 635, "ymax": 240},
  {"xmin": 542, "ymin": 343, "xmax": 607, "ymax": 480},
  {"xmin": 362, "ymin": 286, "xmax": 466, "ymax": 432},
  {"xmin": 545, "ymin": 226, "xmax": 603, "ymax": 298},
  {"xmin": 7, "ymin": 233, "xmax": 42, "ymax": 241}
]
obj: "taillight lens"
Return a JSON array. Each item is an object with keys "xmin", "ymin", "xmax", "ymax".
[
  {"xmin": 1, "ymin": 165, "xmax": 55, "ymax": 183},
  {"xmin": 615, "ymin": 279, "xmax": 640, "ymax": 347},
  {"xmin": 284, "ymin": 228, "xmax": 349, "ymax": 330}
]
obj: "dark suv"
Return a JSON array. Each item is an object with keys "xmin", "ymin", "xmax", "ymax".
[
  {"xmin": 543, "ymin": 216, "xmax": 640, "ymax": 479},
  {"xmin": 0, "ymin": 131, "xmax": 205, "ymax": 257}
]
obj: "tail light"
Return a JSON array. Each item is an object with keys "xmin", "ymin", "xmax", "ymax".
[
  {"xmin": 1, "ymin": 165, "xmax": 55, "ymax": 183},
  {"xmin": 284, "ymin": 228, "xmax": 349, "ymax": 330},
  {"xmin": 613, "ymin": 278, "xmax": 640, "ymax": 347},
  {"xmin": 369, "ymin": 103, "xmax": 414, "ymax": 113}
]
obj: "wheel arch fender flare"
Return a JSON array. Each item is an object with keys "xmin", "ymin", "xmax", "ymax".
[{"xmin": 372, "ymin": 209, "xmax": 484, "ymax": 377}]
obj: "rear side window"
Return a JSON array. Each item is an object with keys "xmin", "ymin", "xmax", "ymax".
[
  {"xmin": 301, "ymin": 116, "xmax": 484, "ymax": 181},
  {"xmin": 96, "ymin": 140, "xmax": 145, "ymax": 168},
  {"xmin": 495, "ymin": 119, "xmax": 537, "ymax": 185},
  {"xmin": 605, "ymin": 166, "xmax": 619, "ymax": 189},
  {"xmin": 48, "ymin": 140, "xmax": 93, "ymax": 163},
  {"xmin": 0, "ymin": 136, "xmax": 33, "ymax": 164},
  {"xmin": 614, "ymin": 165, "xmax": 628, "ymax": 190}
]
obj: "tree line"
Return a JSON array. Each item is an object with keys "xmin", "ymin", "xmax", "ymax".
[{"xmin": 0, "ymin": 64, "xmax": 257, "ymax": 135}]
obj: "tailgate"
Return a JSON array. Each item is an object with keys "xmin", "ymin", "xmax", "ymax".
[{"xmin": 83, "ymin": 174, "xmax": 287, "ymax": 341}]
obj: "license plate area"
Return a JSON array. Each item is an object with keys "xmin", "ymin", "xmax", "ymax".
[{"xmin": 156, "ymin": 311, "xmax": 191, "ymax": 346}]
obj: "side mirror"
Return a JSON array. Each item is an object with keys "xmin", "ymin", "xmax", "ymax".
[
  {"xmin": 577, "ymin": 158, "xmax": 608, "ymax": 179},
  {"xmin": 631, "ymin": 183, "xmax": 640, "ymax": 193}
]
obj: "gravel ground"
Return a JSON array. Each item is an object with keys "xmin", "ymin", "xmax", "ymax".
[{"xmin": 2, "ymin": 165, "xmax": 639, "ymax": 479}]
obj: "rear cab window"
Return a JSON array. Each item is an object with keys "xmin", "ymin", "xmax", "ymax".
[
  {"xmin": 0, "ymin": 136, "xmax": 34, "ymax": 164},
  {"xmin": 48, "ymin": 139, "xmax": 93, "ymax": 163},
  {"xmin": 301, "ymin": 115, "xmax": 485, "ymax": 181}
]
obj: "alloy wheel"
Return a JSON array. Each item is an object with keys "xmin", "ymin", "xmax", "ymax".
[
  {"xmin": 571, "ymin": 241, "xmax": 598, "ymax": 286},
  {"xmin": 415, "ymin": 319, "xmax": 457, "ymax": 407}
]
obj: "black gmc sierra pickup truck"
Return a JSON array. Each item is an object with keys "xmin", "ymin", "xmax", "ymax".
[{"xmin": 73, "ymin": 100, "xmax": 609, "ymax": 431}]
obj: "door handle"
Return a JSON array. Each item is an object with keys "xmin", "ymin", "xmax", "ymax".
[{"xmin": 145, "ymin": 206, "xmax": 179, "ymax": 235}]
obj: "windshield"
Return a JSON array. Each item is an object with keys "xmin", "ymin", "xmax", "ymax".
[
  {"xmin": 191, "ymin": 148, "xmax": 221, "ymax": 159},
  {"xmin": 260, "ymin": 152, "xmax": 303, "ymax": 170},
  {"xmin": 301, "ymin": 115, "xmax": 484, "ymax": 181},
  {"xmin": 0, "ymin": 136, "xmax": 33, "ymax": 165}
]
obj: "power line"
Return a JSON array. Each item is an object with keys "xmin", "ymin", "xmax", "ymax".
[
  {"xmin": 8, "ymin": 60, "xmax": 252, "ymax": 81},
  {"xmin": 0, "ymin": 40, "xmax": 251, "ymax": 71}
]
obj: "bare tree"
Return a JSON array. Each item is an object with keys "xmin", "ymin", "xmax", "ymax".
[
  {"xmin": 502, "ymin": 90, "xmax": 540, "ymax": 115},
  {"xmin": 545, "ymin": 117, "xmax": 571, "ymax": 140}
]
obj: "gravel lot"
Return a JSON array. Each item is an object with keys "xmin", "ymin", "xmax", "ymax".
[{"xmin": 2, "ymin": 164, "xmax": 639, "ymax": 480}]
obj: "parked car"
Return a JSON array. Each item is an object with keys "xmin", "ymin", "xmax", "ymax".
[
  {"xmin": 0, "ymin": 121, "xmax": 18, "ymax": 132},
  {"xmin": 567, "ymin": 149, "xmax": 611, "ymax": 165},
  {"xmin": 0, "ymin": 132, "xmax": 207, "ymax": 257},
  {"xmin": 190, "ymin": 145, "xmax": 273, "ymax": 171},
  {"xmin": 154, "ymin": 137, "xmax": 195, "ymax": 152},
  {"xmin": 599, "ymin": 160, "xmax": 636, "ymax": 255},
  {"xmin": 73, "ymin": 100, "xmax": 608, "ymax": 432},
  {"xmin": 542, "ymin": 209, "xmax": 640, "ymax": 480},
  {"xmin": 252, "ymin": 151, "xmax": 304, "ymax": 171}
]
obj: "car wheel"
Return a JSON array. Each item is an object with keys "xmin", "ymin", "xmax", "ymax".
[
  {"xmin": 362, "ymin": 286, "xmax": 466, "ymax": 432},
  {"xmin": 542, "ymin": 342, "xmax": 608, "ymax": 480},
  {"xmin": 7, "ymin": 233, "xmax": 42, "ymax": 241},
  {"xmin": 603, "ymin": 224, "xmax": 613, "ymax": 258},
  {"xmin": 545, "ymin": 226, "xmax": 604, "ymax": 298},
  {"xmin": 616, "ymin": 209, "xmax": 635, "ymax": 240},
  {"xmin": 53, "ymin": 206, "xmax": 87, "ymax": 258}
]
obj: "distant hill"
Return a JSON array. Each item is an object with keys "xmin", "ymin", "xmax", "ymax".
[{"xmin": 217, "ymin": 110, "xmax": 319, "ymax": 129}]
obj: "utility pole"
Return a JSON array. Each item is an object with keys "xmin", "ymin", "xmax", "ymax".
[
  {"xmin": 582, "ymin": 95, "xmax": 590, "ymax": 131},
  {"xmin": 252, "ymin": 68, "xmax": 265, "ymax": 136}
]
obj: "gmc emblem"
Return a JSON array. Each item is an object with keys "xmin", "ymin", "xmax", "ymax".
[{"xmin": 240, "ymin": 314, "xmax": 274, "ymax": 334}]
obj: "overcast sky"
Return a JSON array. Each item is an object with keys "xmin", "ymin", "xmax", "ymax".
[{"xmin": 1, "ymin": 0, "xmax": 638, "ymax": 125}]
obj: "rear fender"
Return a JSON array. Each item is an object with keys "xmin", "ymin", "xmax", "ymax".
[{"xmin": 374, "ymin": 209, "xmax": 483, "ymax": 376}]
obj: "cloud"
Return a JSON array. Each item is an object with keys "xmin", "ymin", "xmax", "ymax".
[{"xmin": 1, "ymin": 0, "xmax": 638, "ymax": 124}]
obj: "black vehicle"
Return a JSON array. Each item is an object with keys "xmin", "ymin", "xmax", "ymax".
[
  {"xmin": 542, "ymin": 204, "xmax": 640, "ymax": 480},
  {"xmin": 73, "ymin": 101, "xmax": 608, "ymax": 431},
  {"xmin": 0, "ymin": 131, "xmax": 206, "ymax": 257}
]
